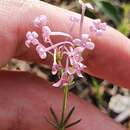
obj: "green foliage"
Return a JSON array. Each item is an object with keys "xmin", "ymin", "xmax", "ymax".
[
  {"xmin": 92, "ymin": 78, "xmax": 104, "ymax": 107},
  {"xmin": 117, "ymin": 3, "xmax": 130, "ymax": 36},
  {"xmin": 84, "ymin": 0, "xmax": 130, "ymax": 35},
  {"xmin": 45, "ymin": 106, "xmax": 81, "ymax": 130},
  {"xmin": 45, "ymin": 86, "xmax": 81, "ymax": 130},
  {"xmin": 91, "ymin": 0, "xmax": 122, "ymax": 25}
]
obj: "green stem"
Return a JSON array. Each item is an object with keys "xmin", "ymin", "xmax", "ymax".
[{"xmin": 59, "ymin": 85, "xmax": 69, "ymax": 130}]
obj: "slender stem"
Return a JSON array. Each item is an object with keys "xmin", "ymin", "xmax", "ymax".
[
  {"xmin": 79, "ymin": 4, "xmax": 86, "ymax": 38},
  {"xmin": 59, "ymin": 85, "xmax": 69, "ymax": 130},
  {"xmin": 50, "ymin": 32, "xmax": 73, "ymax": 40},
  {"xmin": 45, "ymin": 41, "xmax": 73, "ymax": 52}
]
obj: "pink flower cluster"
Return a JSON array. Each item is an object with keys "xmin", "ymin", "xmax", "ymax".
[
  {"xmin": 25, "ymin": 2, "xmax": 106, "ymax": 87},
  {"xmin": 90, "ymin": 19, "xmax": 107, "ymax": 35}
]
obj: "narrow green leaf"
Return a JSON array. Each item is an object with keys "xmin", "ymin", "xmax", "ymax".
[
  {"xmin": 50, "ymin": 107, "xmax": 59, "ymax": 126},
  {"xmin": 63, "ymin": 106, "xmax": 75, "ymax": 126},
  {"xmin": 65, "ymin": 119, "xmax": 82, "ymax": 129},
  {"xmin": 44, "ymin": 116, "xmax": 57, "ymax": 128}
]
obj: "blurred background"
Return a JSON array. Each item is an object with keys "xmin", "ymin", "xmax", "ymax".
[{"xmin": 2, "ymin": 0, "xmax": 130, "ymax": 129}]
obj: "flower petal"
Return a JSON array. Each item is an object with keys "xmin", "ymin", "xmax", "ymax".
[
  {"xmin": 86, "ymin": 42, "xmax": 95, "ymax": 50},
  {"xmin": 36, "ymin": 45, "xmax": 47, "ymax": 59},
  {"xmin": 33, "ymin": 15, "xmax": 48, "ymax": 27}
]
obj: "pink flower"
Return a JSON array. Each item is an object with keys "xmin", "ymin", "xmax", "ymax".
[
  {"xmin": 52, "ymin": 64, "xmax": 61, "ymax": 75},
  {"xmin": 73, "ymin": 39, "xmax": 81, "ymax": 46},
  {"xmin": 25, "ymin": 9, "xmax": 101, "ymax": 89},
  {"xmin": 33, "ymin": 15, "xmax": 48, "ymax": 27},
  {"xmin": 42, "ymin": 26, "xmax": 52, "ymax": 42},
  {"xmin": 90, "ymin": 19, "xmax": 107, "ymax": 35},
  {"xmin": 83, "ymin": 3, "xmax": 94, "ymax": 10},
  {"xmin": 70, "ymin": 16, "xmax": 80, "ymax": 23},
  {"xmin": 85, "ymin": 3, "xmax": 94, "ymax": 10},
  {"xmin": 36, "ymin": 44, "xmax": 47, "ymax": 59},
  {"xmin": 67, "ymin": 47, "xmax": 86, "ymax": 77},
  {"xmin": 73, "ymin": 62, "xmax": 86, "ymax": 77},
  {"xmin": 79, "ymin": 1, "xmax": 94, "ymax": 10},
  {"xmin": 67, "ymin": 63, "xmax": 85, "ymax": 77},
  {"xmin": 53, "ymin": 73, "xmax": 68, "ymax": 87},
  {"xmin": 69, "ymin": 16, "xmax": 80, "ymax": 34},
  {"xmin": 52, "ymin": 49, "xmax": 61, "ymax": 75},
  {"xmin": 25, "ymin": 31, "xmax": 39, "ymax": 48},
  {"xmin": 67, "ymin": 47, "xmax": 84, "ymax": 64},
  {"xmin": 81, "ymin": 34, "xmax": 95, "ymax": 50},
  {"xmin": 73, "ymin": 34, "xmax": 95, "ymax": 50}
]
